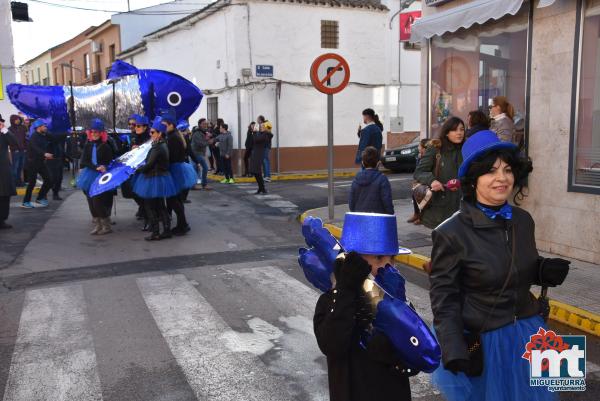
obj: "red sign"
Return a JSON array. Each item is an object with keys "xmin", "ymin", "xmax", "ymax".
[
  {"xmin": 400, "ymin": 11, "xmax": 421, "ymax": 42},
  {"xmin": 310, "ymin": 53, "xmax": 351, "ymax": 95}
]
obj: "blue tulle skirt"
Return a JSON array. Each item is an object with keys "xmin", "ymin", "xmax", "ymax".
[
  {"xmin": 431, "ymin": 316, "xmax": 558, "ymax": 401},
  {"xmin": 76, "ymin": 168, "xmax": 100, "ymax": 194},
  {"xmin": 132, "ymin": 174, "xmax": 178, "ymax": 199},
  {"xmin": 169, "ymin": 162, "xmax": 197, "ymax": 193}
]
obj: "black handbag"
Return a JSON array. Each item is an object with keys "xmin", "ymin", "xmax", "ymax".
[{"xmin": 463, "ymin": 225, "xmax": 516, "ymax": 377}]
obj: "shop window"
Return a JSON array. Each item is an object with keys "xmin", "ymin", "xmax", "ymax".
[
  {"xmin": 207, "ymin": 97, "xmax": 218, "ymax": 124},
  {"xmin": 321, "ymin": 20, "xmax": 339, "ymax": 49},
  {"xmin": 570, "ymin": 0, "xmax": 600, "ymax": 193},
  {"xmin": 429, "ymin": 4, "xmax": 529, "ymax": 144}
]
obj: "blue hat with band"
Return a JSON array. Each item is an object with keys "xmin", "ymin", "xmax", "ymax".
[
  {"xmin": 458, "ymin": 130, "xmax": 518, "ymax": 178},
  {"xmin": 90, "ymin": 118, "xmax": 104, "ymax": 131},
  {"xmin": 135, "ymin": 115, "xmax": 149, "ymax": 125},
  {"xmin": 340, "ymin": 212, "xmax": 400, "ymax": 256},
  {"xmin": 151, "ymin": 117, "xmax": 166, "ymax": 133},
  {"xmin": 160, "ymin": 110, "xmax": 177, "ymax": 125}
]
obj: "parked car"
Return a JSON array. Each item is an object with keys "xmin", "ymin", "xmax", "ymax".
[{"xmin": 381, "ymin": 138, "xmax": 419, "ymax": 173}]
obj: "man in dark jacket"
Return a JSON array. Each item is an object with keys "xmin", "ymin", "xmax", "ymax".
[
  {"xmin": 349, "ymin": 146, "xmax": 394, "ymax": 215},
  {"xmin": 8, "ymin": 115, "xmax": 28, "ymax": 187},
  {"xmin": 22, "ymin": 120, "xmax": 53, "ymax": 208}
]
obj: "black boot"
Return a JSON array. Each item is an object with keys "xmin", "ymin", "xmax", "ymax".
[
  {"xmin": 141, "ymin": 219, "xmax": 150, "ymax": 231},
  {"xmin": 159, "ymin": 210, "xmax": 172, "ymax": 239},
  {"xmin": 144, "ymin": 211, "xmax": 161, "ymax": 241}
]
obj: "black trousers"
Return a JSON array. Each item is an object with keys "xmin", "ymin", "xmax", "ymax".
[
  {"xmin": 167, "ymin": 194, "xmax": 188, "ymax": 228},
  {"xmin": 0, "ymin": 196, "xmax": 10, "ymax": 222},
  {"xmin": 254, "ymin": 174, "xmax": 265, "ymax": 193},
  {"xmin": 86, "ymin": 192, "xmax": 113, "ymax": 218},
  {"xmin": 213, "ymin": 146, "xmax": 222, "ymax": 173},
  {"xmin": 46, "ymin": 159, "xmax": 63, "ymax": 195},
  {"xmin": 243, "ymin": 149, "xmax": 252, "ymax": 175},
  {"xmin": 144, "ymin": 197, "xmax": 167, "ymax": 231},
  {"xmin": 23, "ymin": 162, "xmax": 52, "ymax": 203},
  {"xmin": 222, "ymin": 157, "xmax": 232, "ymax": 180}
]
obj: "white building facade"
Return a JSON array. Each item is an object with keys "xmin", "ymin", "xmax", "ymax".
[
  {"xmin": 1, "ymin": 0, "xmax": 18, "ymax": 119},
  {"xmin": 121, "ymin": 0, "xmax": 422, "ymax": 171}
]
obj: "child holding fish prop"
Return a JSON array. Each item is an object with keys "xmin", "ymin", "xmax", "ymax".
[{"xmin": 301, "ymin": 212, "xmax": 441, "ymax": 401}]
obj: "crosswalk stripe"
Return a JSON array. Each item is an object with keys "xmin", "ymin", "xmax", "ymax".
[
  {"xmin": 136, "ymin": 274, "xmax": 294, "ymax": 401},
  {"xmin": 2, "ymin": 285, "xmax": 103, "ymax": 401}
]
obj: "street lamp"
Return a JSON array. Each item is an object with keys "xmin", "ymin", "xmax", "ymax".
[{"xmin": 60, "ymin": 63, "xmax": 82, "ymax": 132}]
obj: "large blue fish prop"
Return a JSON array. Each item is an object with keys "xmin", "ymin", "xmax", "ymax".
[
  {"xmin": 7, "ymin": 60, "xmax": 203, "ymax": 133},
  {"xmin": 298, "ymin": 216, "xmax": 441, "ymax": 373}
]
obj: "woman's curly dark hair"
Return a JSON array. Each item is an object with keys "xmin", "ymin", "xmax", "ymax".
[{"xmin": 461, "ymin": 149, "xmax": 533, "ymax": 205}]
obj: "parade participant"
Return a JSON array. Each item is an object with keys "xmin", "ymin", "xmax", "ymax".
[
  {"xmin": 22, "ymin": 120, "xmax": 53, "ymax": 209},
  {"xmin": 133, "ymin": 118, "xmax": 177, "ymax": 241},
  {"xmin": 77, "ymin": 119, "xmax": 114, "ymax": 235},
  {"xmin": 249, "ymin": 123, "xmax": 269, "ymax": 194},
  {"xmin": 429, "ymin": 130, "xmax": 570, "ymax": 401},
  {"xmin": 0, "ymin": 115, "xmax": 18, "ymax": 228},
  {"xmin": 161, "ymin": 111, "xmax": 195, "ymax": 235},
  {"xmin": 313, "ymin": 212, "xmax": 417, "ymax": 401},
  {"xmin": 128, "ymin": 114, "xmax": 151, "ymax": 226},
  {"xmin": 177, "ymin": 119, "xmax": 199, "ymax": 202}
]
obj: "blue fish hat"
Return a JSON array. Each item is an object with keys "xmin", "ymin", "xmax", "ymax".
[
  {"xmin": 160, "ymin": 110, "xmax": 177, "ymax": 125},
  {"xmin": 177, "ymin": 120, "xmax": 189, "ymax": 131},
  {"xmin": 151, "ymin": 117, "xmax": 166, "ymax": 134},
  {"xmin": 90, "ymin": 118, "xmax": 105, "ymax": 131},
  {"xmin": 134, "ymin": 115, "xmax": 149, "ymax": 126},
  {"xmin": 458, "ymin": 130, "xmax": 517, "ymax": 178},
  {"xmin": 32, "ymin": 119, "xmax": 47, "ymax": 130},
  {"xmin": 340, "ymin": 212, "xmax": 400, "ymax": 256}
]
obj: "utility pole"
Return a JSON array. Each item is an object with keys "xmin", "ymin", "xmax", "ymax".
[{"xmin": 127, "ymin": 0, "xmax": 131, "ymax": 12}]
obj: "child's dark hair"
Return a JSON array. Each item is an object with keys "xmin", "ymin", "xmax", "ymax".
[
  {"xmin": 419, "ymin": 139, "xmax": 429, "ymax": 148},
  {"xmin": 361, "ymin": 146, "xmax": 380, "ymax": 168},
  {"xmin": 461, "ymin": 148, "xmax": 533, "ymax": 205},
  {"xmin": 468, "ymin": 110, "xmax": 490, "ymax": 128},
  {"xmin": 221, "ymin": 123, "xmax": 229, "ymax": 131}
]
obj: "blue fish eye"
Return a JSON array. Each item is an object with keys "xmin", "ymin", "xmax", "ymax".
[{"xmin": 168, "ymin": 91, "xmax": 182, "ymax": 106}]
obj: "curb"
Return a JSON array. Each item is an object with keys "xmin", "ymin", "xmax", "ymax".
[
  {"xmin": 16, "ymin": 187, "xmax": 40, "ymax": 196},
  {"xmin": 208, "ymin": 171, "xmax": 357, "ymax": 184},
  {"xmin": 298, "ymin": 210, "xmax": 600, "ymax": 337}
]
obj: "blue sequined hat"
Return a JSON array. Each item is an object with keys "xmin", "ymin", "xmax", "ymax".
[
  {"xmin": 134, "ymin": 115, "xmax": 149, "ymax": 125},
  {"xmin": 151, "ymin": 117, "xmax": 166, "ymax": 134},
  {"xmin": 176, "ymin": 120, "xmax": 189, "ymax": 131},
  {"xmin": 458, "ymin": 130, "xmax": 517, "ymax": 178},
  {"xmin": 90, "ymin": 118, "xmax": 104, "ymax": 131},
  {"xmin": 160, "ymin": 109, "xmax": 177, "ymax": 125},
  {"xmin": 340, "ymin": 212, "xmax": 400, "ymax": 256}
]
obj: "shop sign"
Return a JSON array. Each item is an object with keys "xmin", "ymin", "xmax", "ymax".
[
  {"xmin": 425, "ymin": 0, "xmax": 454, "ymax": 6},
  {"xmin": 400, "ymin": 11, "xmax": 421, "ymax": 42}
]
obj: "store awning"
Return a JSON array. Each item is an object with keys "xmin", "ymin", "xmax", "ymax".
[{"xmin": 410, "ymin": 0, "xmax": 526, "ymax": 43}]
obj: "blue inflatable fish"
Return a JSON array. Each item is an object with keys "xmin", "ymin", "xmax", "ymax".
[
  {"xmin": 7, "ymin": 60, "xmax": 202, "ymax": 133},
  {"xmin": 298, "ymin": 216, "xmax": 441, "ymax": 373}
]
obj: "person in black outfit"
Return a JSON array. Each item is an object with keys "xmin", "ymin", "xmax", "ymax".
[
  {"xmin": 244, "ymin": 122, "xmax": 255, "ymax": 177},
  {"xmin": 78, "ymin": 120, "xmax": 114, "ymax": 235},
  {"xmin": 248, "ymin": 123, "xmax": 268, "ymax": 194},
  {"xmin": 465, "ymin": 110, "xmax": 490, "ymax": 138},
  {"xmin": 46, "ymin": 131, "xmax": 67, "ymax": 200},
  {"xmin": 177, "ymin": 120, "xmax": 199, "ymax": 202},
  {"xmin": 126, "ymin": 115, "xmax": 151, "ymax": 226},
  {"xmin": 22, "ymin": 120, "xmax": 53, "ymax": 208},
  {"xmin": 133, "ymin": 119, "xmax": 178, "ymax": 241},
  {"xmin": 0, "ymin": 115, "xmax": 17, "ymax": 228},
  {"xmin": 161, "ymin": 112, "xmax": 191, "ymax": 235},
  {"xmin": 314, "ymin": 251, "xmax": 415, "ymax": 401}
]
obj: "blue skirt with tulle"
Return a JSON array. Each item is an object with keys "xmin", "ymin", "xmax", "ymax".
[
  {"xmin": 169, "ymin": 162, "xmax": 197, "ymax": 193},
  {"xmin": 76, "ymin": 168, "xmax": 100, "ymax": 194},
  {"xmin": 132, "ymin": 173, "xmax": 178, "ymax": 199},
  {"xmin": 431, "ymin": 315, "xmax": 558, "ymax": 401}
]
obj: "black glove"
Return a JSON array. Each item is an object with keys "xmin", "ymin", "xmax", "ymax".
[
  {"xmin": 445, "ymin": 359, "xmax": 471, "ymax": 375},
  {"xmin": 334, "ymin": 251, "xmax": 371, "ymax": 291},
  {"xmin": 539, "ymin": 258, "xmax": 570, "ymax": 287}
]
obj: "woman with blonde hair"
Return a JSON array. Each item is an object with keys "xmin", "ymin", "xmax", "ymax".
[{"xmin": 489, "ymin": 96, "xmax": 517, "ymax": 144}]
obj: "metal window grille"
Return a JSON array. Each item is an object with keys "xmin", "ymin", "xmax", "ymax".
[
  {"xmin": 207, "ymin": 97, "xmax": 218, "ymax": 124},
  {"xmin": 321, "ymin": 20, "xmax": 339, "ymax": 49}
]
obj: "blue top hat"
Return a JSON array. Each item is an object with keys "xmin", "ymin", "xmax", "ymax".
[
  {"xmin": 134, "ymin": 115, "xmax": 149, "ymax": 125},
  {"xmin": 151, "ymin": 117, "xmax": 166, "ymax": 133},
  {"xmin": 176, "ymin": 120, "xmax": 189, "ymax": 131},
  {"xmin": 129, "ymin": 113, "xmax": 140, "ymax": 121},
  {"xmin": 90, "ymin": 118, "xmax": 104, "ymax": 131},
  {"xmin": 340, "ymin": 212, "xmax": 400, "ymax": 256},
  {"xmin": 160, "ymin": 110, "xmax": 177, "ymax": 125},
  {"xmin": 32, "ymin": 119, "xmax": 47, "ymax": 130},
  {"xmin": 458, "ymin": 130, "xmax": 518, "ymax": 178}
]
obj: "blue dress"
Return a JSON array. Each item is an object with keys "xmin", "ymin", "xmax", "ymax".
[
  {"xmin": 169, "ymin": 162, "xmax": 197, "ymax": 193},
  {"xmin": 76, "ymin": 144, "xmax": 99, "ymax": 194}
]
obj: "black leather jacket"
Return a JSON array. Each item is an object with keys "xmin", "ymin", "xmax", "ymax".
[
  {"xmin": 429, "ymin": 201, "xmax": 541, "ymax": 365},
  {"xmin": 138, "ymin": 140, "xmax": 169, "ymax": 177}
]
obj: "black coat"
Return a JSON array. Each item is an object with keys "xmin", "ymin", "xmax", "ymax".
[
  {"xmin": 80, "ymin": 140, "xmax": 114, "ymax": 170},
  {"xmin": 248, "ymin": 131, "xmax": 268, "ymax": 175},
  {"xmin": 166, "ymin": 130, "xmax": 187, "ymax": 164},
  {"xmin": 429, "ymin": 201, "xmax": 542, "ymax": 366},
  {"xmin": 0, "ymin": 132, "xmax": 17, "ymax": 197},
  {"xmin": 27, "ymin": 131, "xmax": 50, "ymax": 167},
  {"xmin": 138, "ymin": 140, "xmax": 169, "ymax": 177},
  {"xmin": 349, "ymin": 169, "xmax": 394, "ymax": 215},
  {"xmin": 314, "ymin": 289, "xmax": 413, "ymax": 401}
]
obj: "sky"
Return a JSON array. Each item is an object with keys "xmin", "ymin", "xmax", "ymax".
[{"xmin": 10, "ymin": 0, "xmax": 197, "ymax": 66}]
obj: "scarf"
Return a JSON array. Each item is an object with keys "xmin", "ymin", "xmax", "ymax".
[{"xmin": 476, "ymin": 202, "xmax": 512, "ymax": 220}]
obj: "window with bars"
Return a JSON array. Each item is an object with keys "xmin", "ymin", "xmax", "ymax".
[
  {"xmin": 207, "ymin": 97, "xmax": 218, "ymax": 125},
  {"xmin": 321, "ymin": 20, "xmax": 339, "ymax": 49}
]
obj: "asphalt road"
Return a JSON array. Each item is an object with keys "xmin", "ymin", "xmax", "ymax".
[{"xmin": 0, "ymin": 175, "xmax": 597, "ymax": 401}]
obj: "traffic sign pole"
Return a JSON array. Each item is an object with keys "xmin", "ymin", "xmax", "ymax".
[{"xmin": 327, "ymin": 94, "xmax": 334, "ymax": 221}]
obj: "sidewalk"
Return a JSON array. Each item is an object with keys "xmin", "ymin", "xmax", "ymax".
[
  {"xmin": 302, "ymin": 199, "xmax": 600, "ymax": 337},
  {"xmin": 207, "ymin": 168, "xmax": 362, "ymax": 183}
]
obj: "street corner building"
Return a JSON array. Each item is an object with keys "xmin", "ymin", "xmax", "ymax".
[
  {"xmin": 118, "ymin": 0, "xmax": 422, "ymax": 172},
  {"xmin": 410, "ymin": 0, "xmax": 600, "ymax": 264}
]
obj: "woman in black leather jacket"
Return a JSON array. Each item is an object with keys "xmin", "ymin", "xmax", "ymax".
[
  {"xmin": 429, "ymin": 130, "xmax": 569, "ymax": 401},
  {"xmin": 133, "ymin": 118, "xmax": 178, "ymax": 241}
]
